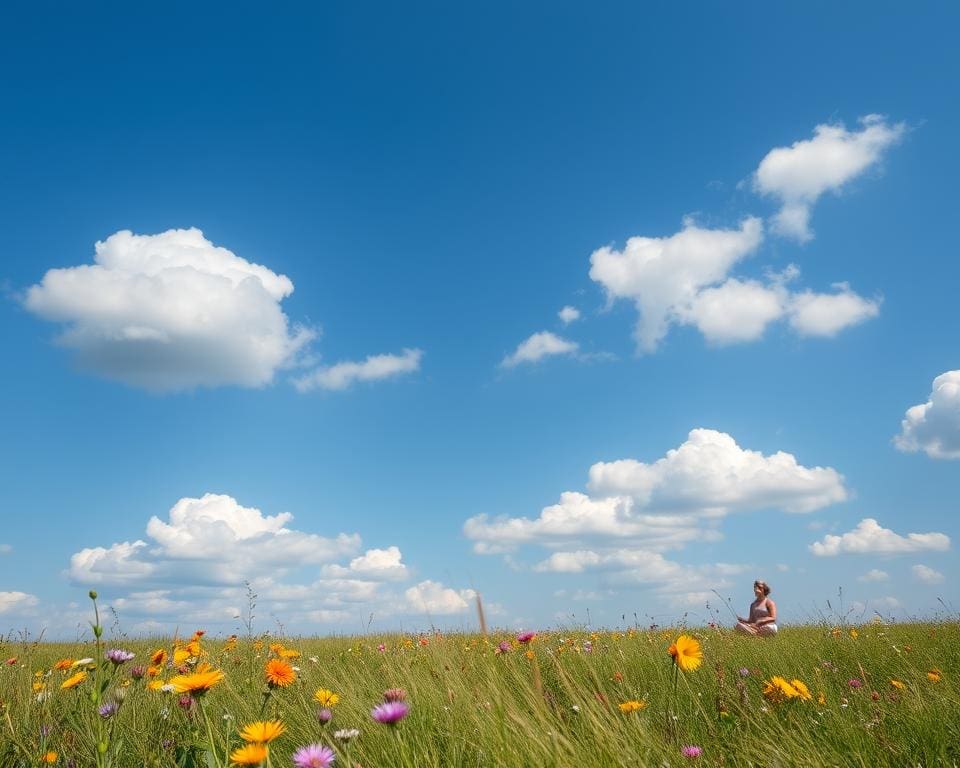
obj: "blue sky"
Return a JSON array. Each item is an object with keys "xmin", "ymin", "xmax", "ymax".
[{"xmin": 1, "ymin": 3, "xmax": 957, "ymax": 637}]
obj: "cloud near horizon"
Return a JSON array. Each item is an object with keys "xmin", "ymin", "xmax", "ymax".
[
  {"xmin": 809, "ymin": 518, "xmax": 950, "ymax": 557},
  {"xmin": 66, "ymin": 493, "xmax": 473, "ymax": 633}
]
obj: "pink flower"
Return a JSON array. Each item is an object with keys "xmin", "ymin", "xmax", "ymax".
[
  {"xmin": 516, "ymin": 631, "xmax": 536, "ymax": 644},
  {"xmin": 292, "ymin": 743, "xmax": 336, "ymax": 768},
  {"xmin": 371, "ymin": 701, "xmax": 410, "ymax": 725},
  {"xmin": 383, "ymin": 688, "xmax": 407, "ymax": 702},
  {"xmin": 848, "ymin": 678, "xmax": 863, "ymax": 689},
  {"xmin": 377, "ymin": 643, "xmax": 386, "ymax": 652},
  {"xmin": 681, "ymin": 745, "xmax": 703, "ymax": 759}
]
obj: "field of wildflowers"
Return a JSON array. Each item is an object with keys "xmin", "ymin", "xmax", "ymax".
[{"xmin": 1, "ymin": 593, "xmax": 957, "ymax": 767}]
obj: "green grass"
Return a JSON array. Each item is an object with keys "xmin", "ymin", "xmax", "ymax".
[{"xmin": 1, "ymin": 621, "xmax": 958, "ymax": 767}]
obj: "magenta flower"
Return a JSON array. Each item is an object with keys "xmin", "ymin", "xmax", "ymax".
[
  {"xmin": 292, "ymin": 743, "xmax": 336, "ymax": 768},
  {"xmin": 316, "ymin": 707, "xmax": 332, "ymax": 724},
  {"xmin": 497, "ymin": 640, "xmax": 512, "ymax": 654},
  {"xmin": 681, "ymin": 745, "xmax": 703, "ymax": 758},
  {"xmin": 377, "ymin": 643, "xmax": 386, "ymax": 652},
  {"xmin": 848, "ymin": 678, "xmax": 863, "ymax": 689},
  {"xmin": 516, "ymin": 631, "xmax": 536, "ymax": 644},
  {"xmin": 371, "ymin": 701, "xmax": 410, "ymax": 725}
]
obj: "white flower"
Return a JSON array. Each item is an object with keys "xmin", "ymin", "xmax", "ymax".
[
  {"xmin": 72, "ymin": 658, "xmax": 94, "ymax": 668},
  {"xmin": 334, "ymin": 728, "xmax": 360, "ymax": 742}
]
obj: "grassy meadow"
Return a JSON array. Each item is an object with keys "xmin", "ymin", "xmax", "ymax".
[{"xmin": 1, "ymin": 600, "xmax": 958, "ymax": 767}]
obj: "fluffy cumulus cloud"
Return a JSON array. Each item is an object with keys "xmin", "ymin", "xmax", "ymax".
[
  {"xmin": 65, "ymin": 493, "xmax": 468, "ymax": 633},
  {"xmin": 558, "ymin": 306, "xmax": 581, "ymax": 325},
  {"xmin": 293, "ymin": 348, "xmax": 423, "ymax": 392},
  {"xmin": 809, "ymin": 518, "xmax": 950, "ymax": 557},
  {"xmin": 753, "ymin": 115, "xmax": 905, "ymax": 241},
  {"xmin": 858, "ymin": 569, "xmax": 889, "ymax": 583},
  {"xmin": 0, "ymin": 591, "xmax": 39, "ymax": 615},
  {"xmin": 24, "ymin": 229, "xmax": 315, "ymax": 392},
  {"xmin": 911, "ymin": 564, "xmax": 945, "ymax": 585},
  {"xmin": 895, "ymin": 370, "xmax": 960, "ymax": 460},
  {"xmin": 501, "ymin": 331, "xmax": 579, "ymax": 368},
  {"xmin": 404, "ymin": 580, "xmax": 476, "ymax": 615},
  {"xmin": 465, "ymin": 429, "xmax": 846, "ymax": 601},
  {"xmin": 589, "ymin": 219, "xmax": 878, "ymax": 351}
]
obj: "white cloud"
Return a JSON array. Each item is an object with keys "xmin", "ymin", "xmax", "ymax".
[
  {"xmin": 911, "ymin": 564, "xmax": 945, "ymax": 585},
  {"xmin": 895, "ymin": 370, "xmax": 960, "ymax": 460},
  {"xmin": 787, "ymin": 284, "xmax": 881, "ymax": 337},
  {"xmin": 558, "ymin": 306, "xmax": 581, "ymax": 325},
  {"xmin": 293, "ymin": 348, "xmax": 423, "ymax": 392},
  {"xmin": 0, "ymin": 591, "xmax": 39, "ymax": 615},
  {"xmin": 25, "ymin": 228, "xmax": 315, "ymax": 392},
  {"xmin": 404, "ymin": 580, "xmax": 476, "ymax": 615},
  {"xmin": 323, "ymin": 546, "xmax": 409, "ymax": 581},
  {"xmin": 677, "ymin": 278, "xmax": 786, "ymax": 344},
  {"xmin": 501, "ymin": 331, "xmax": 579, "ymax": 367},
  {"xmin": 589, "ymin": 217, "xmax": 764, "ymax": 352},
  {"xmin": 858, "ymin": 569, "xmax": 889, "ymax": 583},
  {"xmin": 0, "ymin": 544, "xmax": 11, "ymax": 555},
  {"xmin": 754, "ymin": 115, "xmax": 905, "ymax": 241},
  {"xmin": 810, "ymin": 518, "xmax": 950, "ymax": 557},
  {"xmin": 466, "ymin": 428, "xmax": 847, "ymax": 585}
]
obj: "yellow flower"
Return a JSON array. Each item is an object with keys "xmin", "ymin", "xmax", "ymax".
[
  {"xmin": 264, "ymin": 659, "xmax": 296, "ymax": 688},
  {"xmin": 525, "ymin": 650, "xmax": 535, "ymax": 660},
  {"xmin": 41, "ymin": 752, "xmax": 58, "ymax": 764},
  {"xmin": 169, "ymin": 668, "xmax": 225, "ymax": 695},
  {"xmin": 147, "ymin": 679, "xmax": 167, "ymax": 691},
  {"xmin": 239, "ymin": 720, "xmax": 286, "ymax": 743},
  {"xmin": 151, "ymin": 648, "xmax": 168, "ymax": 666},
  {"xmin": 32, "ymin": 681, "xmax": 46, "ymax": 692},
  {"xmin": 789, "ymin": 679, "xmax": 812, "ymax": 701},
  {"xmin": 60, "ymin": 671, "xmax": 87, "ymax": 689},
  {"xmin": 229, "ymin": 743, "xmax": 268, "ymax": 765},
  {"xmin": 762, "ymin": 676, "xmax": 799, "ymax": 702},
  {"xmin": 890, "ymin": 679, "xmax": 905, "ymax": 690},
  {"xmin": 279, "ymin": 648, "xmax": 300, "ymax": 659},
  {"xmin": 618, "ymin": 700, "xmax": 647, "ymax": 713},
  {"xmin": 313, "ymin": 688, "xmax": 340, "ymax": 707},
  {"xmin": 927, "ymin": 668, "xmax": 942, "ymax": 683},
  {"xmin": 849, "ymin": 629, "xmax": 859, "ymax": 639},
  {"xmin": 173, "ymin": 648, "xmax": 191, "ymax": 665},
  {"xmin": 668, "ymin": 635, "xmax": 703, "ymax": 672},
  {"xmin": 185, "ymin": 640, "xmax": 202, "ymax": 658},
  {"xmin": 817, "ymin": 691, "xmax": 826, "ymax": 706}
]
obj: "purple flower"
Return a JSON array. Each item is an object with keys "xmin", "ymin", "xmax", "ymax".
[
  {"xmin": 738, "ymin": 667, "xmax": 750, "ymax": 677},
  {"xmin": 516, "ymin": 631, "xmax": 536, "ymax": 644},
  {"xmin": 371, "ymin": 701, "xmax": 410, "ymax": 725},
  {"xmin": 105, "ymin": 649, "xmax": 135, "ymax": 665},
  {"xmin": 316, "ymin": 707, "xmax": 333, "ymax": 724},
  {"xmin": 848, "ymin": 678, "xmax": 863, "ymax": 689},
  {"xmin": 497, "ymin": 641, "xmax": 511, "ymax": 654},
  {"xmin": 292, "ymin": 743, "xmax": 336, "ymax": 768},
  {"xmin": 129, "ymin": 664, "xmax": 147, "ymax": 680},
  {"xmin": 583, "ymin": 641, "xmax": 593, "ymax": 653},
  {"xmin": 681, "ymin": 745, "xmax": 703, "ymax": 759},
  {"xmin": 98, "ymin": 702, "xmax": 118, "ymax": 719}
]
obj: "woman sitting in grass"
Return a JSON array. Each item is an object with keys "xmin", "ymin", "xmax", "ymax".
[{"xmin": 735, "ymin": 580, "xmax": 778, "ymax": 636}]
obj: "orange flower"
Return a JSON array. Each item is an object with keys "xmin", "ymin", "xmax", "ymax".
[
  {"xmin": 618, "ymin": 700, "xmax": 647, "ymax": 713},
  {"xmin": 668, "ymin": 635, "xmax": 703, "ymax": 672},
  {"xmin": 41, "ymin": 752, "xmax": 58, "ymax": 764},
  {"xmin": 229, "ymin": 743, "xmax": 268, "ymax": 765},
  {"xmin": 151, "ymin": 648, "xmax": 168, "ymax": 665},
  {"xmin": 927, "ymin": 668, "xmax": 942, "ymax": 683},
  {"xmin": 169, "ymin": 668, "xmax": 224, "ymax": 695},
  {"xmin": 53, "ymin": 659, "xmax": 73, "ymax": 671},
  {"xmin": 238, "ymin": 720, "xmax": 286, "ymax": 743},
  {"xmin": 264, "ymin": 659, "xmax": 296, "ymax": 688},
  {"xmin": 61, "ymin": 671, "xmax": 87, "ymax": 689}
]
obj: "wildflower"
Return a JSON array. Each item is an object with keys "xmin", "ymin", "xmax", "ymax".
[
  {"xmin": 871, "ymin": 690, "xmax": 881, "ymax": 701},
  {"xmin": 292, "ymin": 744, "xmax": 336, "ymax": 768},
  {"xmin": 147, "ymin": 679, "xmax": 167, "ymax": 691},
  {"xmin": 173, "ymin": 648, "xmax": 191, "ymax": 666},
  {"xmin": 168, "ymin": 668, "xmax": 225, "ymax": 696},
  {"xmin": 178, "ymin": 695, "xmax": 193, "ymax": 711},
  {"xmin": 41, "ymin": 752, "xmax": 58, "ymax": 764},
  {"xmin": 525, "ymin": 650, "xmax": 535, "ymax": 660},
  {"xmin": 890, "ymin": 679, "xmax": 905, "ymax": 690},
  {"xmin": 4, "ymin": 658, "xmax": 16, "ymax": 666},
  {"xmin": 496, "ymin": 641, "xmax": 511, "ymax": 654},
  {"xmin": 849, "ymin": 629, "xmax": 859, "ymax": 639},
  {"xmin": 848, "ymin": 678, "xmax": 863, "ymax": 689},
  {"xmin": 383, "ymin": 688, "xmax": 406, "ymax": 702},
  {"xmin": 681, "ymin": 745, "xmax": 703, "ymax": 759},
  {"xmin": 738, "ymin": 667, "xmax": 750, "ymax": 677},
  {"xmin": 239, "ymin": 720, "xmax": 286, "ymax": 743},
  {"xmin": 334, "ymin": 728, "xmax": 359, "ymax": 742},
  {"xmin": 316, "ymin": 708, "xmax": 333, "ymax": 724},
  {"xmin": 279, "ymin": 648, "xmax": 300, "ymax": 659},
  {"xmin": 71, "ymin": 658, "xmax": 94, "ymax": 668},
  {"xmin": 53, "ymin": 659, "xmax": 73, "ymax": 671},
  {"xmin": 927, "ymin": 669, "xmax": 942, "ymax": 683},
  {"xmin": 265, "ymin": 659, "xmax": 296, "ymax": 688},
  {"xmin": 313, "ymin": 688, "xmax": 340, "ymax": 707},
  {"xmin": 128, "ymin": 664, "xmax": 147, "ymax": 680},
  {"xmin": 571, "ymin": 705, "xmax": 581, "ymax": 713},
  {"xmin": 151, "ymin": 649, "xmax": 168, "ymax": 666},
  {"xmin": 762, "ymin": 676, "xmax": 799, "ymax": 702},
  {"xmin": 817, "ymin": 692, "xmax": 827, "ymax": 706},
  {"xmin": 104, "ymin": 648, "xmax": 134, "ymax": 665},
  {"xmin": 790, "ymin": 679, "xmax": 812, "ymax": 701},
  {"xmin": 517, "ymin": 631, "xmax": 536, "ymax": 644},
  {"xmin": 668, "ymin": 635, "xmax": 703, "ymax": 672},
  {"xmin": 98, "ymin": 702, "xmax": 118, "ymax": 719},
  {"xmin": 60, "ymin": 671, "xmax": 87, "ymax": 689},
  {"xmin": 377, "ymin": 643, "xmax": 386, "ymax": 652},
  {"xmin": 229, "ymin": 743, "xmax": 268, "ymax": 765},
  {"xmin": 371, "ymin": 701, "xmax": 410, "ymax": 725},
  {"xmin": 583, "ymin": 641, "xmax": 593, "ymax": 653},
  {"xmin": 618, "ymin": 700, "xmax": 647, "ymax": 713}
]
